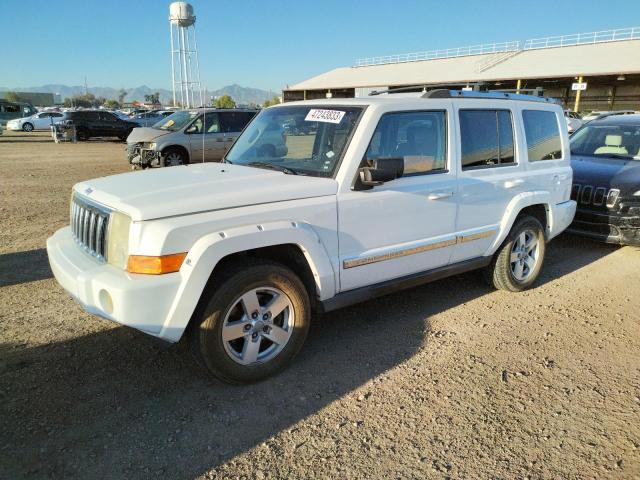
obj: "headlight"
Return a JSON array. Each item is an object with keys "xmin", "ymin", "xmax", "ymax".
[
  {"xmin": 107, "ymin": 211, "xmax": 131, "ymax": 269},
  {"xmin": 142, "ymin": 142, "xmax": 157, "ymax": 150}
]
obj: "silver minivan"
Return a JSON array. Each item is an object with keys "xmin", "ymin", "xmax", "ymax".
[{"xmin": 127, "ymin": 108, "xmax": 260, "ymax": 168}]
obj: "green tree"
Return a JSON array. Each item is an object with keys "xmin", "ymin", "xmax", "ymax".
[
  {"xmin": 144, "ymin": 92, "xmax": 160, "ymax": 104},
  {"xmin": 63, "ymin": 93, "xmax": 99, "ymax": 108},
  {"xmin": 104, "ymin": 99, "xmax": 120, "ymax": 109},
  {"xmin": 263, "ymin": 95, "xmax": 281, "ymax": 108},
  {"xmin": 5, "ymin": 91, "xmax": 22, "ymax": 102},
  {"xmin": 214, "ymin": 95, "xmax": 236, "ymax": 109}
]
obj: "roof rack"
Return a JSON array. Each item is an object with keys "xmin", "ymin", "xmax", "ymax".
[
  {"xmin": 423, "ymin": 89, "xmax": 559, "ymax": 103},
  {"xmin": 369, "ymin": 83, "xmax": 559, "ymax": 103},
  {"xmin": 369, "ymin": 82, "xmax": 485, "ymax": 96}
]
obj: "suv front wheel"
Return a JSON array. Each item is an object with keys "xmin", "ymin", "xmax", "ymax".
[
  {"xmin": 485, "ymin": 215, "xmax": 546, "ymax": 292},
  {"xmin": 189, "ymin": 260, "xmax": 311, "ymax": 384}
]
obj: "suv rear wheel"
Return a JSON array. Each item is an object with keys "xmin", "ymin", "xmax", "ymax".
[
  {"xmin": 162, "ymin": 147, "xmax": 188, "ymax": 167},
  {"xmin": 485, "ymin": 215, "xmax": 546, "ymax": 292},
  {"xmin": 189, "ymin": 260, "xmax": 311, "ymax": 384}
]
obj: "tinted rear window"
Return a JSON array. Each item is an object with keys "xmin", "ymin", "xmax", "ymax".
[
  {"xmin": 219, "ymin": 111, "xmax": 257, "ymax": 133},
  {"xmin": 460, "ymin": 110, "xmax": 515, "ymax": 169},
  {"xmin": 523, "ymin": 110, "xmax": 562, "ymax": 161}
]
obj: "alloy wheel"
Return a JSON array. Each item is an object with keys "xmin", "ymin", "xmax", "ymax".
[
  {"xmin": 510, "ymin": 229, "xmax": 539, "ymax": 282},
  {"xmin": 221, "ymin": 287, "xmax": 294, "ymax": 365}
]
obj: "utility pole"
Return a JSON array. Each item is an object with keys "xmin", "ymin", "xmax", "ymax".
[{"xmin": 84, "ymin": 76, "xmax": 88, "ymax": 96}]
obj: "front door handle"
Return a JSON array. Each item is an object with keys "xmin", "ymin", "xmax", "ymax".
[
  {"xmin": 504, "ymin": 179, "xmax": 525, "ymax": 189},
  {"xmin": 427, "ymin": 190, "xmax": 454, "ymax": 200}
]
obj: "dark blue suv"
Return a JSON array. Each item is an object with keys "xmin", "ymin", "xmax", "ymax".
[{"xmin": 569, "ymin": 114, "xmax": 640, "ymax": 245}]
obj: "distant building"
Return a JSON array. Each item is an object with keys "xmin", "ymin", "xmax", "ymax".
[
  {"xmin": 0, "ymin": 91, "xmax": 55, "ymax": 107},
  {"xmin": 283, "ymin": 26, "xmax": 640, "ymax": 113}
]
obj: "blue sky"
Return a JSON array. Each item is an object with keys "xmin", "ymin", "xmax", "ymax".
[{"xmin": 2, "ymin": 0, "xmax": 639, "ymax": 91}]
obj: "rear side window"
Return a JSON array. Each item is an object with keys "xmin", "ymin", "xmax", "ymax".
[
  {"xmin": 365, "ymin": 110, "xmax": 447, "ymax": 176},
  {"xmin": 460, "ymin": 110, "xmax": 515, "ymax": 169},
  {"xmin": 523, "ymin": 110, "xmax": 562, "ymax": 161},
  {"xmin": 219, "ymin": 112, "xmax": 256, "ymax": 132},
  {"xmin": 2, "ymin": 104, "xmax": 20, "ymax": 113},
  {"xmin": 100, "ymin": 112, "xmax": 117, "ymax": 122}
]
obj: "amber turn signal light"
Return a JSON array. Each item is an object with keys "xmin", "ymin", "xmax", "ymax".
[{"xmin": 126, "ymin": 253, "xmax": 187, "ymax": 275}]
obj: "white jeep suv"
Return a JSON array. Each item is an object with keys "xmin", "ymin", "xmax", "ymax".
[{"xmin": 47, "ymin": 90, "xmax": 576, "ymax": 383}]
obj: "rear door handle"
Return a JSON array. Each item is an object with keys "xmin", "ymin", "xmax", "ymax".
[
  {"xmin": 553, "ymin": 174, "xmax": 569, "ymax": 181},
  {"xmin": 504, "ymin": 179, "xmax": 525, "ymax": 189},
  {"xmin": 427, "ymin": 190, "xmax": 454, "ymax": 200}
]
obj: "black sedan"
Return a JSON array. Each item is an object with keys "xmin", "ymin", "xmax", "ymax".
[{"xmin": 569, "ymin": 114, "xmax": 640, "ymax": 245}]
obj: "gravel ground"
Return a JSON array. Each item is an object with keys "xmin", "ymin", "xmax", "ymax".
[{"xmin": 1, "ymin": 131, "xmax": 639, "ymax": 479}]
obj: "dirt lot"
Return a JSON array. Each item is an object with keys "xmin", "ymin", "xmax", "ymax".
[{"xmin": 1, "ymin": 131, "xmax": 639, "ymax": 479}]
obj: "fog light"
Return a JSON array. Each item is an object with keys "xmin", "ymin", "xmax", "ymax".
[{"xmin": 99, "ymin": 289, "xmax": 114, "ymax": 314}]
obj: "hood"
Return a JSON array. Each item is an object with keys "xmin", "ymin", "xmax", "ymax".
[
  {"xmin": 8, "ymin": 115, "xmax": 32, "ymax": 123},
  {"xmin": 571, "ymin": 155, "xmax": 640, "ymax": 195},
  {"xmin": 126, "ymin": 127, "xmax": 173, "ymax": 143},
  {"xmin": 74, "ymin": 163, "xmax": 338, "ymax": 221}
]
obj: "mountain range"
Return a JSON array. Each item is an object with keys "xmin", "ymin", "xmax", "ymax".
[{"xmin": 0, "ymin": 84, "xmax": 277, "ymax": 105}]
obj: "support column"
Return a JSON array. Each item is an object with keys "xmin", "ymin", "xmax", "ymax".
[
  {"xmin": 574, "ymin": 76, "xmax": 584, "ymax": 112},
  {"xmin": 516, "ymin": 79, "xmax": 522, "ymax": 94},
  {"xmin": 608, "ymin": 86, "xmax": 617, "ymax": 110}
]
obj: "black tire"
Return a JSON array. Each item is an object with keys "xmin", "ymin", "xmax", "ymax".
[
  {"xmin": 76, "ymin": 128, "xmax": 90, "ymax": 141},
  {"xmin": 22, "ymin": 122, "xmax": 34, "ymax": 132},
  {"xmin": 484, "ymin": 215, "xmax": 546, "ymax": 292},
  {"xmin": 189, "ymin": 260, "xmax": 311, "ymax": 384},
  {"xmin": 162, "ymin": 147, "xmax": 188, "ymax": 167}
]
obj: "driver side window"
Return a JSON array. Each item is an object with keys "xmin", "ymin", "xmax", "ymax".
[
  {"xmin": 190, "ymin": 113, "xmax": 220, "ymax": 134},
  {"xmin": 364, "ymin": 111, "xmax": 447, "ymax": 176}
]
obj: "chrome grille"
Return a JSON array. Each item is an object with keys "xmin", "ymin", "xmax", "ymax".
[
  {"xmin": 571, "ymin": 184, "xmax": 620, "ymax": 209},
  {"xmin": 70, "ymin": 195, "xmax": 111, "ymax": 261}
]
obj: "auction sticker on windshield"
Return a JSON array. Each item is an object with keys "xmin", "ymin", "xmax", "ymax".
[{"xmin": 305, "ymin": 109, "xmax": 345, "ymax": 124}]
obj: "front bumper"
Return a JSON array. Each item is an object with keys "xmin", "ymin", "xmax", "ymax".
[
  {"xmin": 567, "ymin": 208, "xmax": 640, "ymax": 245},
  {"xmin": 47, "ymin": 227, "xmax": 183, "ymax": 341},
  {"xmin": 128, "ymin": 144, "xmax": 161, "ymax": 168},
  {"xmin": 6, "ymin": 123, "xmax": 21, "ymax": 131}
]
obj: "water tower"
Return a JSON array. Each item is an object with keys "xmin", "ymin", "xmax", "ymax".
[{"xmin": 169, "ymin": 2, "xmax": 203, "ymax": 108}]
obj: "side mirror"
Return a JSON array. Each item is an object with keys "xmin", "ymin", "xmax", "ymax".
[
  {"xmin": 185, "ymin": 124, "xmax": 198, "ymax": 134},
  {"xmin": 358, "ymin": 157, "xmax": 404, "ymax": 187}
]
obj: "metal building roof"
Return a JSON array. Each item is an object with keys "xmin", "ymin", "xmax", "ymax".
[{"xmin": 287, "ymin": 39, "xmax": 640, "ymax": 91}]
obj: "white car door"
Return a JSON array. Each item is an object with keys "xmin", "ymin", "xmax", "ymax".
[
  {"xmin": 338, "ymin": 107, "xmax": 458, "ymax": 292},
  {"xmin": 33, "ymin": 113, "xmax": 52, "ymax": 130},
  {"xmin": 451, "ymin": 106, "xmax": 523, "ymax": 263}
]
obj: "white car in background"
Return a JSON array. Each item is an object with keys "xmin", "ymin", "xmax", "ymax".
[
  {"xmin": 564, "ymin": 111, "xmax": 583, "ymax": 134},
  {"xmin": 6, "ymin": 111, "xmax": 67, "ymax": 132}
]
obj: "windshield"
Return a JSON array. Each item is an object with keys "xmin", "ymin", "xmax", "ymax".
[
  {"xmin": 225, "ymin": 105, "xmax": 364, "ymax": 177},
  {"xmin": 570, "ymin": 124, "xmax": 640, "ymax": 160},
  {"xmin": 154, "ymin": 110, "xmax": 199, "ymax": 131}
]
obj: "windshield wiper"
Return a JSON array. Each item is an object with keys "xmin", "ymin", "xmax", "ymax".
[{"xmin": 247, "ymin": 161, "xmax": 298, "ymax": 175}]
